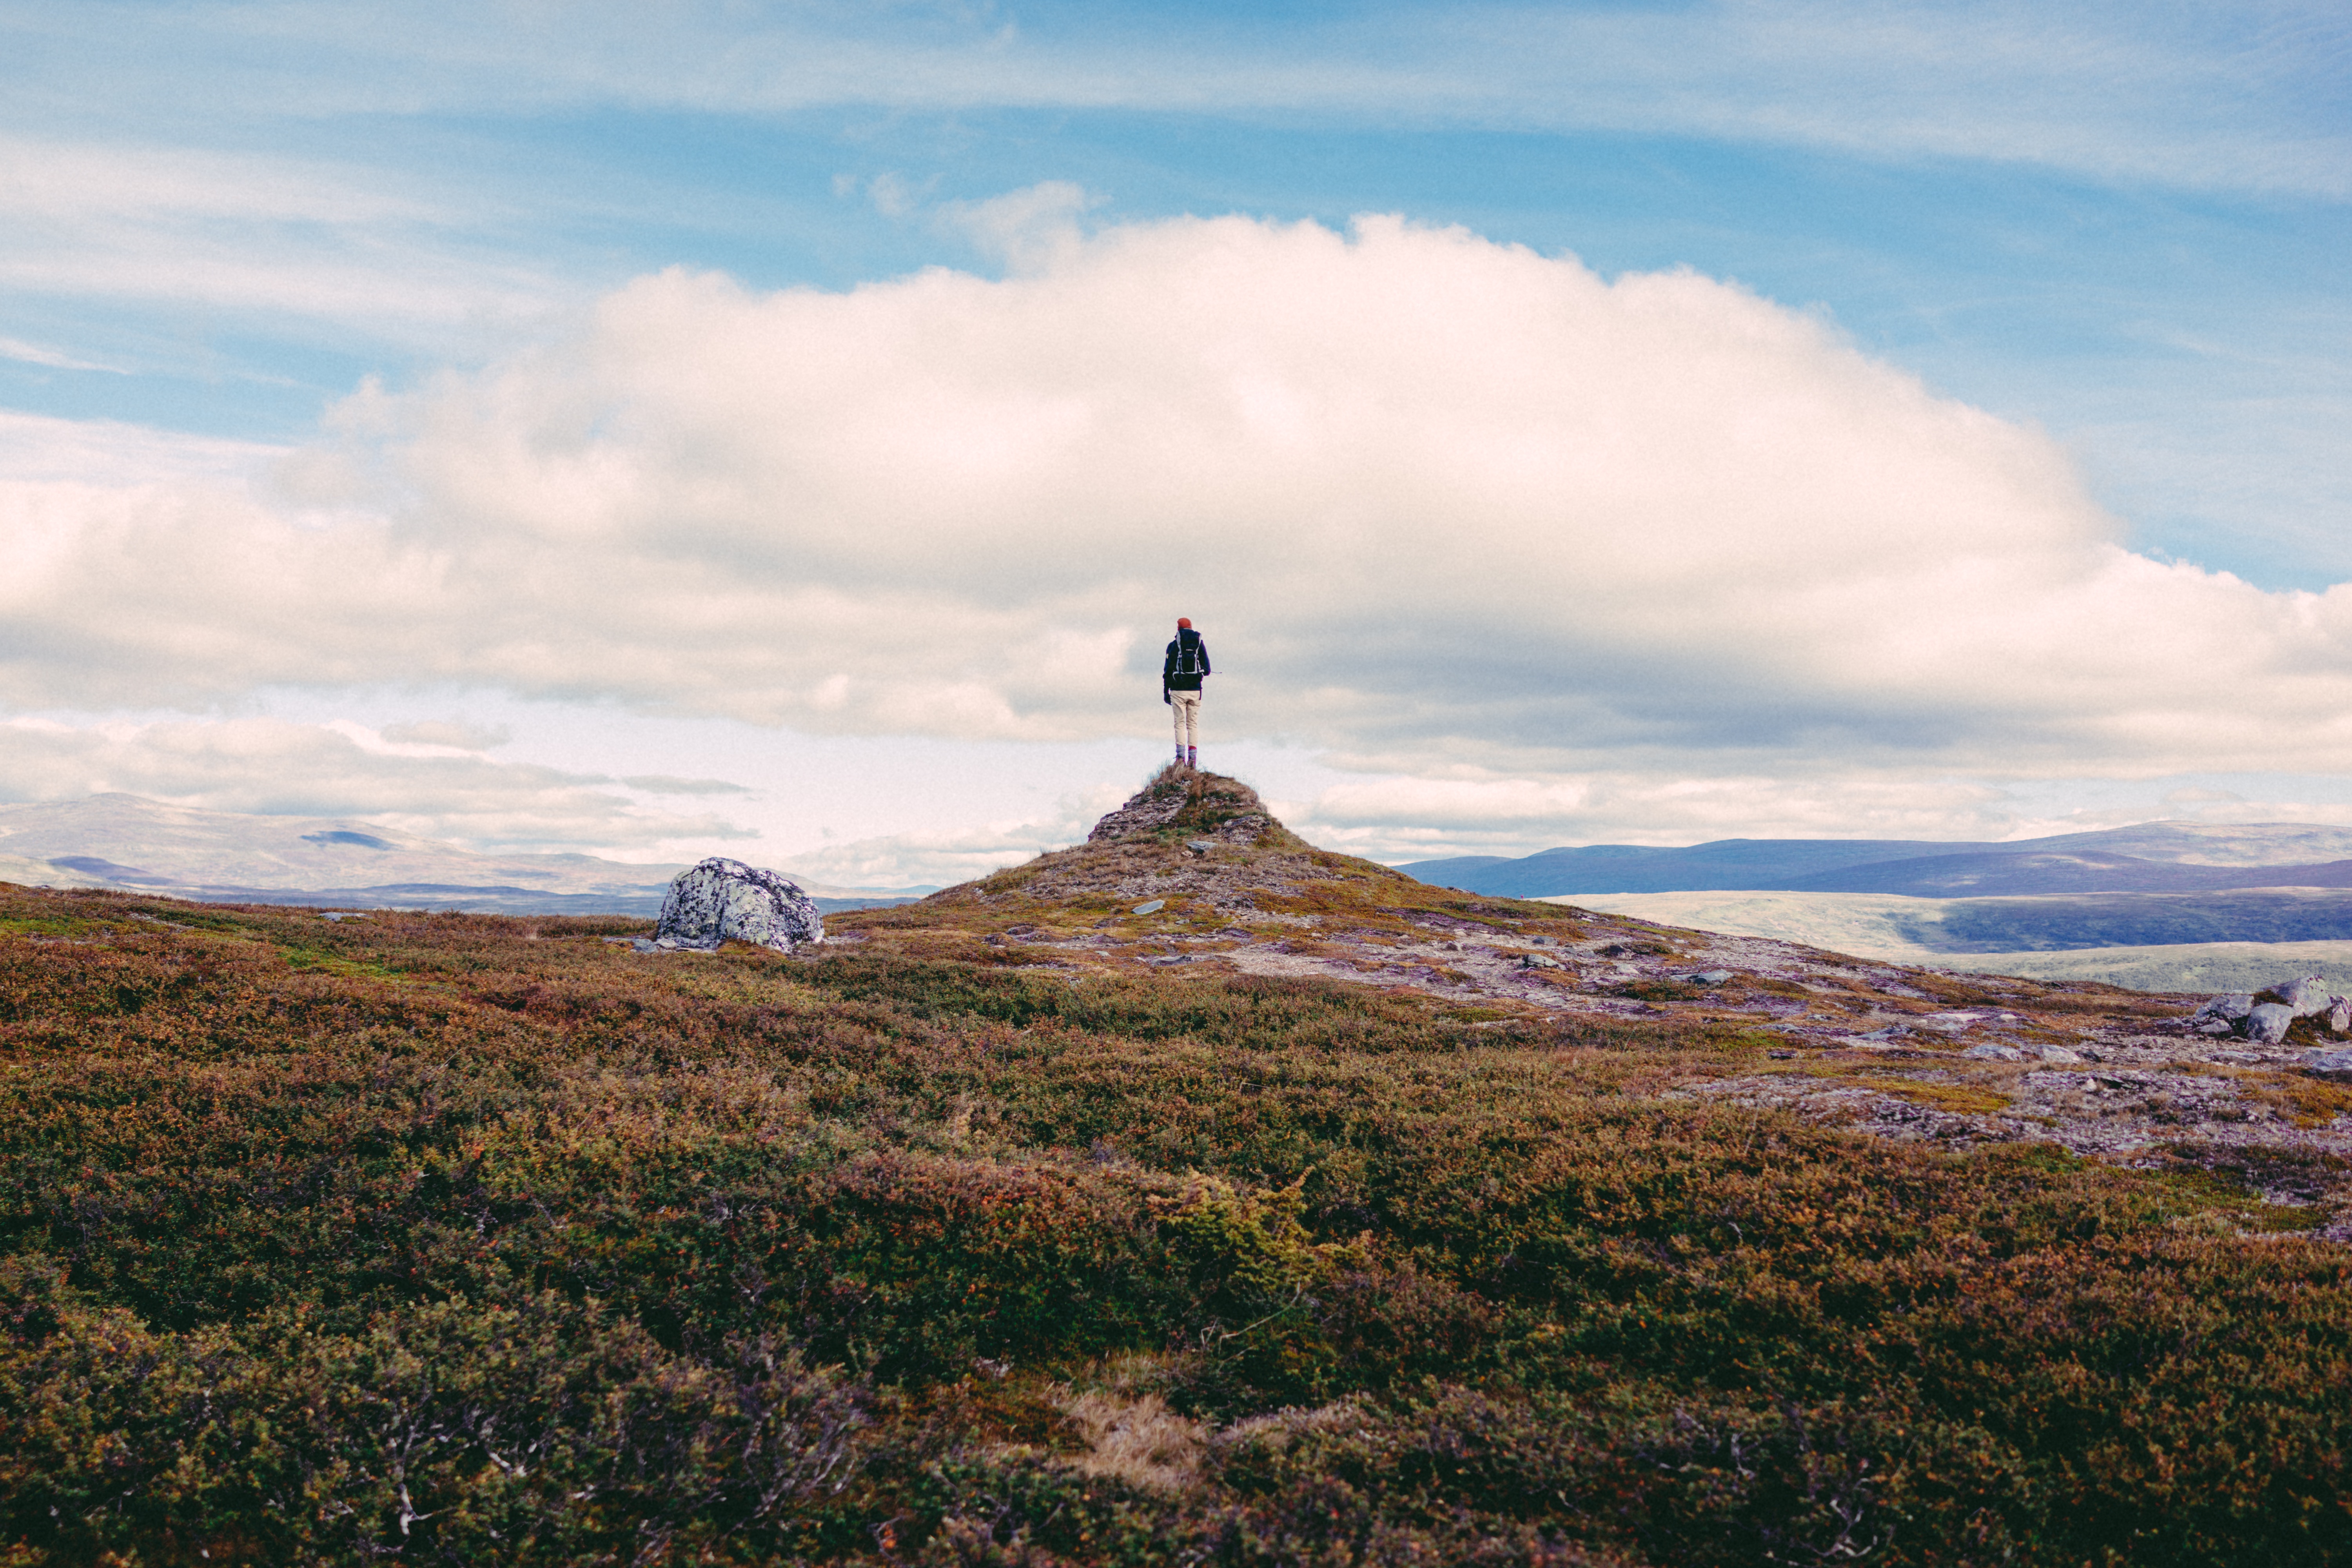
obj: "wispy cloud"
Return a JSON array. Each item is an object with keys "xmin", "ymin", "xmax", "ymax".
[
  {"xmin": 0, "ymin": 336, "xmax": 122, "ymax": 373},
  {"xmin": 0, "ymin": 136, "xmax": 573, "ymax": 341},
  {"xmin": 11, "ymin": 2, "xmax": 2341, "ymax": 197},
  {"xmin": 0, "ymin": 715, "xmax": 747, "ymax": 852},
  {"xmin": 0, "ymin": 409, "xmax": 285, "ymax": 484}
]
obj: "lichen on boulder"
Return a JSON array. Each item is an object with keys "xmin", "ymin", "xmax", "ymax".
[{"xmin": 648, "ymin": 857, "xmax": 823, "ymax": 953}]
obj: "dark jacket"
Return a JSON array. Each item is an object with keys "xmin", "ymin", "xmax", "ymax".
[{"xmin": 1163, "ymin": 629, "xmax": 1211, "ymax": 694}]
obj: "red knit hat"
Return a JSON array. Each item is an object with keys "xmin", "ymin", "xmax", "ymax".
[{"xmin": 1176, "ymin": 617, "xmax": 1192, "ymax": 628}]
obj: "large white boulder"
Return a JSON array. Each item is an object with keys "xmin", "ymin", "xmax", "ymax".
[{"xmin": 648, "ymin": 858, "xmax": 823, "ymax": 953}]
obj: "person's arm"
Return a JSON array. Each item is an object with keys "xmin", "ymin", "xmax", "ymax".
[
  {"xmin": 1163, "ymin": 639, "xmax": 1174, "ymax": 703},
  {"xmin": 1199, "ymin": 641, "xmax": 1211, "ymax": 679}
]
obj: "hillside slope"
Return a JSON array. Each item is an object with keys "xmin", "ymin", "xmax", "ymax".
[
  {"xmin": 6, "ymin": 768, "xmax": 2352, "ymax": 1565},
  {"xmin": 835, "ymin": 768, "xmax": 2352, "ymax": 1166}
]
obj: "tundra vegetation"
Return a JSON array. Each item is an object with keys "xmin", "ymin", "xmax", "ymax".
[{"xmin": 4, "ymin": 771, "xmax": 2350, "ymax": 1566}]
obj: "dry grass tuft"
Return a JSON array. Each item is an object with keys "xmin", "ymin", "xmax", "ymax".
[{"xmin": 1056, "ymin": 1390, "xmax": 1207, "ymax": 1494}]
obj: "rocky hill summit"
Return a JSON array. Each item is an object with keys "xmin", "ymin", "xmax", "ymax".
[
  {"xmin": 828, "ymin": 766, "xmax": 2352, "ymax": 1230},
  {"xmin": 934, "ymin": 767, "xmax": 1327, "ymax": 913},
  {"xmin": 1082, "ymin": 767, "xmax": 1290, "ymax": 846}
]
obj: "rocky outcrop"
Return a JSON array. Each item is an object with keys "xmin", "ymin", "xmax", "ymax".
[
  {"xmin": 644, "ymin": 858, "xmax": 823, "ymax": 953},
  {"xmin": 2190, "ymin": 993, "xmax": 2256, "ymax": 1028},
  {"xmin": 1087, "ymin": 768, "xmax": 1279, "ymax": 848},
  {"xmin": 2190, "ymin": 976, "xmax": 2350, "ymax": 1042}
]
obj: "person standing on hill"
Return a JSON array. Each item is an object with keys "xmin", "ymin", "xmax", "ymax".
[{"xmin": 1163, "ymin": 616, "xmax": 1211, "ymax": 770}]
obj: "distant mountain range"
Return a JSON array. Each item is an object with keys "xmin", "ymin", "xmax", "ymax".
[
  {"xmin": 0, "ymin": 795, "xmax": 932, "ymax": 915},
  {"xmin": 1396, "ymin": 821, "xmax": 2352, "ymax": 968},
  {"xmin": 1400, "ymin": 821, "xmax": 2352, "ymax": 899}
]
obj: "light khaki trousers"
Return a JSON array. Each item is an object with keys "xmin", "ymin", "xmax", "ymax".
[{"xmin": 1169, "ymin": 690, "xmax": 1202, "ymax": 750}]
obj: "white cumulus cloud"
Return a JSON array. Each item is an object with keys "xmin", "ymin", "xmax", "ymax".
[{"xmin": 7, "ymin": 208, "xmax": 2352, "ymax": 799}]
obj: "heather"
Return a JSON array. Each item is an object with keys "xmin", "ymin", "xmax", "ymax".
[{"xmin": 3, "ymin": 884, "xmax": 2350, "ymax": 1566}]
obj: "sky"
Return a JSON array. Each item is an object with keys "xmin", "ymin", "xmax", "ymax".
[{"xmin": 2, "ymin": 0, "xmax": 2348, "ymax": 886}]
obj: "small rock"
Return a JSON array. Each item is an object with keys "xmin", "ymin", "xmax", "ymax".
[
  {"xmin": 1682, "ymin": 969, "xmax": 1734, "ymax": 985},
  {"xmin": 1528, "ymin": 935, "xmax": 1553, "ymax": 946},
  {"xmin": 2034, "ymin": 1045, "xmax": 2084, "ymax": 1064},
  {"xmin": 1519, "ymin": 953, "xmax": 1564, "ymax": 970},
  {"xmin": 2307, "ymin": 1048, "xmax": 2352, "ymax": 1077},
  {"xmin": 2192, "ymin": 993, "xmax": 2256, "ymax": 1023},
  {"xmin": 1964, "ymin": 1043, "xmax": 2027, "ymax": 1062},
  {"xmin": 1185, "ymin": 840, "xmax": 1216, "ymax": 856},
  {"xmin": 2279, "ymin": 975, "xmax": 2334, "ymax": 1018},
  {"xmin": 1132, "ymin": 899, "xmax": 1166, "ymax": 915},
  {"xmin": 2245, "ymin": 1002, "xmax": 2296, "ymax": 1044},
  {"xmin": 2194, "ymin": 1020, "xmax": 2234, "ymax": 1036}
]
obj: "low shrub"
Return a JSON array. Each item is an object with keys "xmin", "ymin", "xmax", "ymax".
[{"xmin": 3, "ymin": 886, "xmax": 2348, "ymax": 1564}]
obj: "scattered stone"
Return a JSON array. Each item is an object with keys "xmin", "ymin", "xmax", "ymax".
[
  {"xmin": 1185, "ymin": 840, "xmax": 1216, "ymax": 855},
  {"xmin": 2307, "ymin": 1048, "xmax": 2352, "ymax": 1078},
  {"xmin": 1965, "ymin": 1043, "xmax": 2027, "ymax": 1062},
  {"xmin": 1528, "ymin": 935, "xmax": 1554, "ymax": 946},
  {"xmin": 1682, "ymin": 969, "xmax": 1734, "ymax": 985},
  {"xmin": 646, "ymin": 858, "xmax": 823, "ymax": 954},
  {"xmin": 2245, "ymin": 1002, "xmax": 2296, "ymax": 1044},
  {"xmin": 1518, "ymin": 953, "xmax": 1564, "ymax": 970},
  {"xmin": 1132, "ymin": 899, "xmax": 1166, "ymax": 916},
  {"xmin": 321, "ymin": 912, "xmax": 366, "ymax": 922},
  {"xmin": 2191, "ymin": 993, "xmax": 2256, "ymax": 1024},
  {"xmin": 2331, "ymin": 999, "xmax": 2352, "ymax": 1033},
  {"xmin": 2034, "ymin": 1045, "xmax": 2085, "ymax": 1064}
]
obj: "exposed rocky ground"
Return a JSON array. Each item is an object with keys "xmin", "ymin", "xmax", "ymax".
[{"xmin": 838, "ymin": 767, "xmax": 2352, "ymax": 1237}]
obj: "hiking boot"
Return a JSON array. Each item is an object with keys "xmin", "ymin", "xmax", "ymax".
[{"xmin": 1186, "ymin": 747, "xmax": 1198, "ymax": 769}]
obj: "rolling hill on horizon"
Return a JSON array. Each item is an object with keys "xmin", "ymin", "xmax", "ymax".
[
  {"xmin": 1401, "ymin": 821, "xmax": 2352, "ymax": 983},
  {"xmin": 1401, "ymin": 820, "xmax": 2352, "ymax": 899},
  {"xmin": 0, "ymin": 793, "xmax": 932, "ymax": 915}
]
